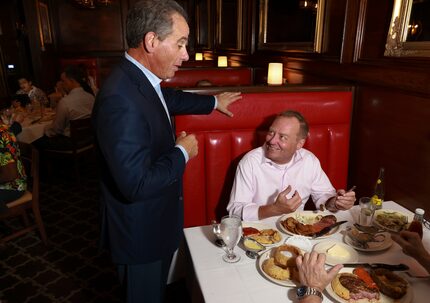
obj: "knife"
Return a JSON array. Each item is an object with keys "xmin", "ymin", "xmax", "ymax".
[
  {"xmin": 312, "ymin": 220, "xmax": 348, "ymax": 238},
  {"xmin": 343, "ymin": 263, "xmax": 409, "ymax": 271}
]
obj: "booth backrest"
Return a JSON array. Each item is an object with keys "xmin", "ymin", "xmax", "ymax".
[
  {"xmin": 161, "ymin": 67, "xmax": 253, "ymax": 88},
  {"xmin": 175, "ymin": 87, "xmax": 353, "ymax": 227}
]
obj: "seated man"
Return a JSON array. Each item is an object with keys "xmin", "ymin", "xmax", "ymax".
[
  {"xmin": 33, "ymin": 65, "xmax": 95, "ymax": 150},
  {"xmin": 227, "ymin": 110, "xmax": 356, "ymax": 221}
]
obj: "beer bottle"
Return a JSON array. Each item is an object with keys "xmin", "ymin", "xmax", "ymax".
[
  {"xmin": 407, "ymin": 208, "xmax": 424, "ymax": 239},
  {"xmin": 370, "ymin": 168, "xmax": 385, "ymax": 210}
]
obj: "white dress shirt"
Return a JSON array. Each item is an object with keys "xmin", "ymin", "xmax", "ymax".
[
  {"xmin": 44, "ymin": 87, "xmax": 94, "ymax": 137},
  {"xmin": 227, "ymin": 146, "xmax": 336, "ymax": 221}
]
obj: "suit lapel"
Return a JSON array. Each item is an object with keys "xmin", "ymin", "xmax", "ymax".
[{"xmin": 119, "ymin": 59, "xmax": 175, "ymax": 140}]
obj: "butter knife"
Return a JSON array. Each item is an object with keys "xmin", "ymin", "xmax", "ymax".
[
  {"xmin": 312, "ymin": 220, "xmax": 348, "ymax": 239},
  {"xmin": 342, "ymin": 263, "xmax": 409, "ymax": 271}
]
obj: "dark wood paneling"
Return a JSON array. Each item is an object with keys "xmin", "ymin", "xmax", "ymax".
[
  {"xmin": 350, "ymin": 86, "xmax": 430, "ymax": 213},
  {"xmin": 56, "ymin": 0, "xmax": 125, "ymax": 52}
]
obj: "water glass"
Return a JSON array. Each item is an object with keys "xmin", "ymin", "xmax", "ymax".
[
  {"xmin": 359, "ymin": 197, "xmax": 374, "ymax": 226},
  {"xmin": 220, "ymin": 214, "xmax": 242, "ymax": 263}
]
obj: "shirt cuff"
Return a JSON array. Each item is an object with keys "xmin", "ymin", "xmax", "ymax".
[
  {"xmin": 213, "ymin": 96, "xmax": 218, "ymax": 110},
  {"xmin": 242, "ymin": 204, "xmax": 260, "ymax": 221},
  {"xmin": 175, "ymin": 145, "xmax": 189, "ymax": 163}
]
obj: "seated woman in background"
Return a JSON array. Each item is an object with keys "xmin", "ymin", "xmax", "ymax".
[
  {"xmin": 16, "ymin": 76, "xmax": 49, "ymax": 108},
  {"xmin": 0, "ymin": 122, "xmax": 26, "ymax": 213},
  {"xmin": 10, "ymin": 94, "xmax": 30, "ymax": 113}
]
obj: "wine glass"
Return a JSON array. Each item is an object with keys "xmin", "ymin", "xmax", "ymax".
[{"xmin": 220, "ymin": 214, "xmax": 242, "ymax": 263}]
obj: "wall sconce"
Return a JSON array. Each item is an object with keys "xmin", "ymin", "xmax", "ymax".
[
  {"xmin": 217, "ymin": 56, "xmax": 228, "ymax": 67},
  {"xmin": 195, "ymin": 53, "xmax": 203, "ymax": 61},
  {"xmin": 267, "ymin": 63, "xmax": 283, "ymax": 85}
]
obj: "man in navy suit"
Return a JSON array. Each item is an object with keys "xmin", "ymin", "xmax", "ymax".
[{"xmin": 92, "ymin": 1, "xmax": 241, "ymax": 302}]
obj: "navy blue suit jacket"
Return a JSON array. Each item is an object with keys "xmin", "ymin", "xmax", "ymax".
[{"xmin": 92, "ymin": 58, "xmax": 214, "ymax": 264}]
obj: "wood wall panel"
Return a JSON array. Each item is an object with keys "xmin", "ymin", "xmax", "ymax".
[
  {"xmin": 56, "ymin": 0, "xmax": 126, "ymax": 52},
  {"xmin": 350, "ymin": 86, "xmax": 430, "ymax": 213}
]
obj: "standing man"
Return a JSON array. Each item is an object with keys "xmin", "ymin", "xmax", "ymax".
[{"xmin": 92, "ymin": 1, "xmax": 241, "ymax": 302}]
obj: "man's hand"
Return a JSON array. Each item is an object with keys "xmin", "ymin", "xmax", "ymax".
[
  {"xmin": 273, "ymin": 185, "xmax": 302, "ymax": 213},
  {"xmin": 215, "ymin": 92, "xmax": 242, "ymax": 117},
  {"xmin": 296, "ymin": 252, "xmax": 343, "ymax": 293},
  {"xmin": 258, "ymin": 185, "xmax": 302, "ymax": 219},
  {"xmin": 326, "ymin": 189, "xmax": 356, "ymax": 211},
  {"xmin": 176, "ymin": 131, "xmax": 198, "ymax": 159}
]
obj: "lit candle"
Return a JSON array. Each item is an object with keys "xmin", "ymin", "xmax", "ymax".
[
  {"xmin": 267, "ymin": 63, "xmax": 283, "ymax": 85},
  {"xmin": 218, "ymin": 56, "xmax": 228, "ymax": 67}
]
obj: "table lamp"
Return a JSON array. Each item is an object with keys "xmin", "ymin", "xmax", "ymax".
[{"xmin": 195, "ymin": 53, "xmax": 203, "ymax": 61}]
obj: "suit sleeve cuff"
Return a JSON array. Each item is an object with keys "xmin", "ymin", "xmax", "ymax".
[
  {"xmin": 175, "ymin": 145, "xmax": 189, "ymax": 163},
  {"xmin": 213, "ymin": 96, "xmax": 217, "ymax": 110}
]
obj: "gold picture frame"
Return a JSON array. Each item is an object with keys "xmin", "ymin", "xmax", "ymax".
[
  {"xmin": 385, "ymin": 0, "xmax": 430, "ymax": 57},
  {"xmin": 37, "ymin": 1, "xmax": 52, "ymax": 51}
]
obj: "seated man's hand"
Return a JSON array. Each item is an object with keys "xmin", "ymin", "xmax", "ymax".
[
  {"xmin": 333, "ymin": 189, "xmax": 356, "ymax": 210},
  {"xmin": 273, "ymin": 185, "xmax": 302, "ymax": 214},
  {"xmin": 176, "ymin": 131, "xmax": 198, "ymax": 159}
]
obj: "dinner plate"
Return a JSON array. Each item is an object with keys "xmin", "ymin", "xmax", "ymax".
[
  {"xmin": 257, "ymin": 247, "xmax": 300, "ymax": 287},
  {"xmin": 312, "ymin": 240, "xmax": 358, "ymax": 266},
  {"xmin": 242, "ymin": 222, "xmax": 282, "ymax": 246},
  {"xmin": 277, "ymin": 211, "xmax": 341, "ymax": 239},
  {"xmin": 373, "ymin": 209, "xmax": 412, "ymax": 233},
  {"xmin": 325, "ymin": 268, "xmax": 413, "ymax": 303},
  {"xmin": 344, "ymin": 230, "xmax": 393, "ymax": 252}
]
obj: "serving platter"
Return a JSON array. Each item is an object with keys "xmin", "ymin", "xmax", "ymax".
[
  {"xmin": 326, "ymin": 268, "xmax": 413, "ymax": 303},
  {"xmin": 313, "ymin": 240, "xmax": 358, "ymax": 266},
  {"xmin": 242, "ymin": 222, "xmax": 282, "ymax": 246},
  {"xmin": 277, "ymin": 211, "xmax": 341, "ymax": 239},
  {"xmin": 257, "ymin": 247, "xmax": 300, "ymax": 287},
  {"xmin": 372, "ymin": 209, "xmax": 412, "ymax": 233},
  {"xmin": 344, "ymin": 230, "xmax": 393, "ymax": 252}
]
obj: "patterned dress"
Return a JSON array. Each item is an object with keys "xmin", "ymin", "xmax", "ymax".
[{"xmin": 0, "ymin": 123, "xmax": 26, "ymax": 192}]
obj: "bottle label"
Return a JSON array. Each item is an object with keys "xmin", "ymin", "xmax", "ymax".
[{"xmin": 371, "ymin": 195, "xmax": 382, "ymax": 207}]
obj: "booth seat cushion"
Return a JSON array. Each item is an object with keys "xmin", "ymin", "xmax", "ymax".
[
  {"xmin": 161, "ymin": 67, "xmax": 253, "ymax": 88},
  {"xmin": 175, "ymin": 90, "xmax": 353, "ymax": 227}
]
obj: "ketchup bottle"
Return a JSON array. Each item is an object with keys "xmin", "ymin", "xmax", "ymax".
[{"xmin": 407, "ymin": 208, "xmax": 424, "ymax": 239}]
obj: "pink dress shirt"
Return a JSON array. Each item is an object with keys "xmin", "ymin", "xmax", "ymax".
[{"xmin": 227, "ymin": 146, "xmax": 336, "ymax": 221}]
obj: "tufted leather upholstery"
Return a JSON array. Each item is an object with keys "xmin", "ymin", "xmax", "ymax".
[
  {"xmin": 175, "ymin": 88, "xmax": 353, "ymax": 227},
  {"xmin": 161, "ymin": 67, "xmax": 253, "ymax": 88}
]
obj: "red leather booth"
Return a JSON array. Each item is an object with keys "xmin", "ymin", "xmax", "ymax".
[
  {"xmin": 161, "ymin": 67, "xmax": 253, "ymax": 88},
  {"xmin": 175, "ymin": 86, "xmax": 354, "ymax": 227}
]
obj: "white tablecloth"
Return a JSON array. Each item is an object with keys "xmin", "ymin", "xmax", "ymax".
[
  {"xmin": 183, "ymin": 201, "xmax": 430, "ymax": 303},
  {"xmin": 16, "ymin": 110, "xmax": 55, "ymax": 144}
]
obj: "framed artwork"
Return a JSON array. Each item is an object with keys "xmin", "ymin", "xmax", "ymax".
[
  {"xmin": 195, "ymin": 0, "xmax": 211, "ymax": 48},
  {"xmin": 37, "ymin": 1, "xmax": 52, "ymax": 50},
  {"xmin": 258, "ymin": 0, "xmax": 325, "ymax": 52},
  {"xmin": 215, "ymin": 0, "xmax": 243, "ymax": 50},
  {"xmin": 385, "ymin": 0, "xmax": 430, "ymax": 57}
]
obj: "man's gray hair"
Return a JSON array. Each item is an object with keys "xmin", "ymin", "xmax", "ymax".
[
  {"xmin": 126, "ymin": 0, "xmax": 188, "ymax": 48},
  {"xmin": 278, "ymin": 110, "xmax": 309, "ymax": 139}
]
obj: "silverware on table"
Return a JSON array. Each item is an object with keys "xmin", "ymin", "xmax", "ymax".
[{"xmin": 342, "ymin": 263, "xmax": 409, "ymax": 271}]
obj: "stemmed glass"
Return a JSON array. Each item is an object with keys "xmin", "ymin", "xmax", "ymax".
[{"xmin": 220, "ymin": 214, "xmax": 242, "ymax": 263}]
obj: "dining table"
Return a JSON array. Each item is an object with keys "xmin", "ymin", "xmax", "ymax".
[
  {"xmin": 16, "ymin": 109, "xmax": 55, "ymax": 144},
  {"xmin": 182, "ymin": 201, "xmax": 430, "ymax": 303}
]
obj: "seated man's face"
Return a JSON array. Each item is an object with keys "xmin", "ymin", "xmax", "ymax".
[
  {"xmin": 18, "ymin": 78, "xmax": 32, "ymax": 92},
  {"xmin": 264, "ymin": 116, "xmax": 305, "ymax": 164}
]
